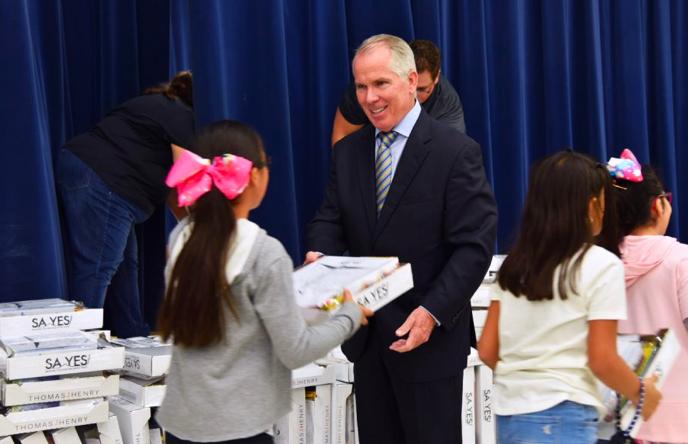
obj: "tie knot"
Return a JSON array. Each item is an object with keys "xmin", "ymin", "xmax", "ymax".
[{"xmin": 378, "ymin": 131, "xmax": 398, "ymax": 147}]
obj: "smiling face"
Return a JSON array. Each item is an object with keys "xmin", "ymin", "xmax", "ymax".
[{"xmin": 353, "ymin": 45, "xmax": 418, "ymax": 132}]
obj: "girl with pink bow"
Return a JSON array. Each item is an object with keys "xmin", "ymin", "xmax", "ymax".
[
  {"xmin": 155, "ymin": 120, "xmax": 371, "ymax": 444},
  {"xmin": 602, "ymin": 149, "xmax": 687, "ymax": 443}
]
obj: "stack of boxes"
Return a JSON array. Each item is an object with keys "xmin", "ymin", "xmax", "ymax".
[
  {"xmin": 108, "ymin": 336, "xmax": 171, "ymax": 444},
  {"xmin": 0, "ymin": 299, "xmax": 124, "ymax": 443},
  {"xmin": 464, "ymin": 255, "xmax": 504, "ymax": 444}
]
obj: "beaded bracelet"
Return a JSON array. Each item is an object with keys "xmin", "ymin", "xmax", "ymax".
[{"xmin": 615, "ymin": 377, "xmax": 645, "ymax": 441}]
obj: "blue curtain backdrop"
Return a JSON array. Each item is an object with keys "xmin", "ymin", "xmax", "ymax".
[{"xmin": 1, "ymin": 0, "xmax": 686, "ymax": 303}]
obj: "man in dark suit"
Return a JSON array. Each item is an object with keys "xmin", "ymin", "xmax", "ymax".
[{"xmin": 307, "ymin": 34, "xmax": 498, "ymax": 444}]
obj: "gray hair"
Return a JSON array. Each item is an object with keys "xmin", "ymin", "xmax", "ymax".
[{"xmin": 354, "ymin": 34, "xmax": 417, "ymax": 79}]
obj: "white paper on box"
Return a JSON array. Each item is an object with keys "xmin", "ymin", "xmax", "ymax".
[
  {"xmin": 118, "ymin": 377, "xmax": 165, "ymax": 407},
  {"xmin": 482, "ymin": 255, "xmax": 506, "ymax": 284},
  {"xmin": 2, "ymin": 373, "xmax": 119, "ymax": 406},
  {"xmin": 0, "ymin": 436, "xmax": 13, "ymax": 444},
  {"xmin": 0, "ymin": 398, "xmax": 108, "ymax": 436},
  {"xmin": 461, "ymin": 365, "xmax": 476, "ymax": 444},
  {"xmin": 274, "ymin": 388, "xmax": 306, "ymax": 444},
  {"xmin": 49, "ymin": 427, "xmax": 81, "ymax": 444},
  {"xmin": 97, "ymin": 414, "xmax": 124, "ymax": 444},
  {"xmin": 0, "ymin": 342, "xmax": 124, "ymax": 380},
  {"xmin": 0, "ymin": 309, "xmax": 103, "ymax": 338},
  {"xmin": 17, "ymin": 432, "xmax": 49, "ymax": 444},
  {"xmin": 475, "ymin": 365, "xmax": 495, "ymax": 444},
  {"xmin": 292, "ymin": 364, "xmax": 335, "ymax": 388},
  {"xmin": 108, "ymin": 396, "xmax": 151, "ymax": 444},
  {"xmin": 352, "ymin": 264, "xmax": 413, "ymax": 312}
]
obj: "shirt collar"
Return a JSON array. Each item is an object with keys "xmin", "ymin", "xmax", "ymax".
[{"xmin": 375, "ymin": 99, "xmax": 422, "ymax": 139}]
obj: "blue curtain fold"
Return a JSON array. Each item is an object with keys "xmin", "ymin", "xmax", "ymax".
[{"xmin": 1, "ymin": 0, "xmax": 686, "ymax": 303}]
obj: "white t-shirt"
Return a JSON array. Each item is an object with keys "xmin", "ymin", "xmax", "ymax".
[{"xmin": 493, "ymin": 245, "xmax": 626, "ymax": 416}]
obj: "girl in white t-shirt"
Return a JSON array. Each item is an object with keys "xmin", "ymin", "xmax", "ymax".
[{"xmin": 478, "ymin": 151, "xmax": 661, "ymax": 443}]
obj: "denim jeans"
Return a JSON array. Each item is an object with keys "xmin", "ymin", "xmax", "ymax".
[
  {"xmin": 56, "ymin": 149, "xmax": 150, "ymax": 338},
  {"xmin": 497, "ymin": 401, "xmax": 599, "ymax": 444}
]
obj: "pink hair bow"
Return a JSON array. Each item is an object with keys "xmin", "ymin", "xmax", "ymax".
[
  {"xmin": 166, "ymin": 149, "xmax": 253, "ymax": 207},
  {"xmin": 606, "ymin": 148, "xmax": 643, "ymax": 182}
]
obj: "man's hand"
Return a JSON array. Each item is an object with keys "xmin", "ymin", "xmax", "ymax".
[
  {"xmin": 389, "ymin": 307, "xmax": 436, "ymax": 353},
  {"xmin": 304, "ymin": 251, "xmax": 323, "ymax": 265}
]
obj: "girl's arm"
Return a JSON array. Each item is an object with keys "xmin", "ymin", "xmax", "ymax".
[
  {"xmin": 588, "ymin": 319, "xmax": 662, "ymax": 420},
  {"xmin": 477, "ymin": 300, "xmax": 500, "ymax": 370}
]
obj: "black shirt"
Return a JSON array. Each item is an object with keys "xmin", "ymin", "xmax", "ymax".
[
  {"xmin": 66, "ymin": 94, "xmax": 195, "ymax": 215},
  {"xmin": 338, "ymin": 74, "xmax": 466, "ymax": 133}
]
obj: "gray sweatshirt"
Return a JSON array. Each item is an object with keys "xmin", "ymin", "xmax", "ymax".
[{"xmin": 156, "ymin": 219, "xmax": 361, "ymax": 441}]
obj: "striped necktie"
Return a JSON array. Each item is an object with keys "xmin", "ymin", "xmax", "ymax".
[{"xmin": 375, "ymin": 131, "xmax": 398, "ymax": 214}]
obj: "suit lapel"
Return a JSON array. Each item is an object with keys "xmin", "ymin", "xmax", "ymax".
[
  {"xmin": 374, "ymin": 113, "xmax": 431, "ymax": 240},
  {"xmin": 355, "ymin": 126, "xmax": 378, "ymax": 236}
]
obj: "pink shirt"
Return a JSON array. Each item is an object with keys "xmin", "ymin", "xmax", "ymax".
[{"xmin": 619, "ymin": 235, "xmax": 688, "ymax": 442}]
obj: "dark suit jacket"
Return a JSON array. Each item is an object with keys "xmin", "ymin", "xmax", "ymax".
[{"xmin": 307, "ymin": 110, "xmax": 497, "ymax": 382}]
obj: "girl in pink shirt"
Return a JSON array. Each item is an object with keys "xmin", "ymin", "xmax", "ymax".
[{"xmin": 607, "ymin": 150, "xmax": 688, "ymax": 443}]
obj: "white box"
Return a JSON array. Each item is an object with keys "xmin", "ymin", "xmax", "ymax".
[
  {"xmin": 475, "ymin": 365, "xmax": 496, "ymax": 444},
  {"xmin": 0, "ymin": 340, "xmax": 124, "ymax": 380},
  {"xmin": 97, "ymin": 414, "xmax": 124, "ymax": 444},
  {"xmin": 0, "ymin": 436, "xmax": 13, "ymax": 444},
  {"xmin": 274, "ymin": 388, "xmax": 306, "ymax": 444},
  {"xmin": 292, "ymin": 364, "xmax": 335, "ymax": 389},
  {"xmin": 482, "ymin": 255, "xmax": 505, "ymax": 284},
  {"xmin": 111, "ymin": 337, "xmax": 171, "ymax": 378},
  {"xmin": 306, "ymin": 384, "xmax": 332, "ymax": 444},
  {"xmin": 331, "ymin": 382, "xmax": 354, "ymax": 444},
  {"xmin": 119, "ymin": 376, "xmax": 166, "ymax": 408},
  {"xmin": 17, "ymin": 432, "xmax": 48, "ymax": 444},
  {"xmin": 149, "ymin": 429, "xmax": 162, "ymax": 444},
  {"xmin": 294, "ymin": 257, "xmax": 413, "ymax": 313},
  {"xmin": 471, "ymin": 286, "xmax": 493, "ymax": 308},
  {"xmin": 462, "ymin": 351, "xmax": 479, "ymax": 444},
  {"xmin": 2, "ymin": 373, "xmax": 119, "ymax": 406},
  {"xmin": 0, "ymin": 309, "xmax": 103, "ymax": 338},
  {"xmin": 48, "ymin": 427, "xmax": 81, "ymax": 444},
  {"xmin": 620, "ymin": 330, "xmax": 681, "ymax": 437},
  {"xmin": 0, "ymin": 398, "xmax": 108, "ymax": 436},
  {"xmin": 108, "ymin": 396, "xmax": 150, "ymax": 444}
]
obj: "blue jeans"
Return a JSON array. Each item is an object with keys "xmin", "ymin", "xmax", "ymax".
[
  {"xmin": 56, "ymin": 149, "xmax": 150, "ymax": 338},
  {"xmin": 497, "ymin": 401, "xmax": 599, "ymax": 444}
]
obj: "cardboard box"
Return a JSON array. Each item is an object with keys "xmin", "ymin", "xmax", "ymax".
[
  {"xmin": 331, "ymin": 382, "xmax": 354, "ymax": 444},
  {"xmin": 48, "ymin": 427, "xmax": 81, "ymax": 444},
  {"xmin": 475, "ymin": 365, "xmax": 496, "ymax": 444},
  {"xmin": 96, "ymin": 414, "xmax": 124, "ymax": 444},
  {"xmin": 2, "ymin": 373, "xmax": 119, "ymax": 406},
  {"xmin": 108, "ymin": 396, "xmax": 150, "ymax": 444},
  {"xmin": 471, "ymin": 285, "xmax": 493, "ymax": 308},
  {"xmin": 0, "ymin": 341, "xmax": 124, "ymax": 380},
  {"xmin": 118, "ymin": 376, "xmax": 165, "ymax": 408},
  {"xmin": 292, "ymin": 364, "xmax": 335, "ymax": 389},
  {"xmin": 274, "ymin": 388, "xmax": 306, "ymax": 444},
  {"xmin": 17, "ymin": 432, "xmax": 48, "ymax": 444},
  {"xmin": 111, "ymin": 337, "xmax": 171, "ymax": 378},
  {"xmin": 294, "ymin": 257, "xmax": 413, "ymax": 313},
  {"xmin": 0, "ymin": 398, "xmax": 108, "ymax": 436},
  {"xmin": 149, "ymin": 429, "xmax": 162, "ymax": 444},
  {"xmin": 0, "ymin": 308, "xmax": 103, "ymax": 338},
  {"xmin": 462, "ymin": 350, "xmax": 479, "ymax": 444},
  {"xmin": 305, "ymin": 385, "xmax": 331, "ymax": 444}
]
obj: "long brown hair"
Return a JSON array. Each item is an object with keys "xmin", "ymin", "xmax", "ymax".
[
  {"xmin": 144, "ymin": 70, "xmax": 193, "ymax": 107},
  {"xmin": 157, "ymin": 120, "xmax": 267, "ymax": 347},
  {"xmin": 498, "ymin": 151, "xmax": 612, "ymax": 301}
]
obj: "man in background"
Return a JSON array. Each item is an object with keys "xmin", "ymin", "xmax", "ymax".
[{"xmin": 331, "ymin": 39, "xmax": 465, "ymax": 146}]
